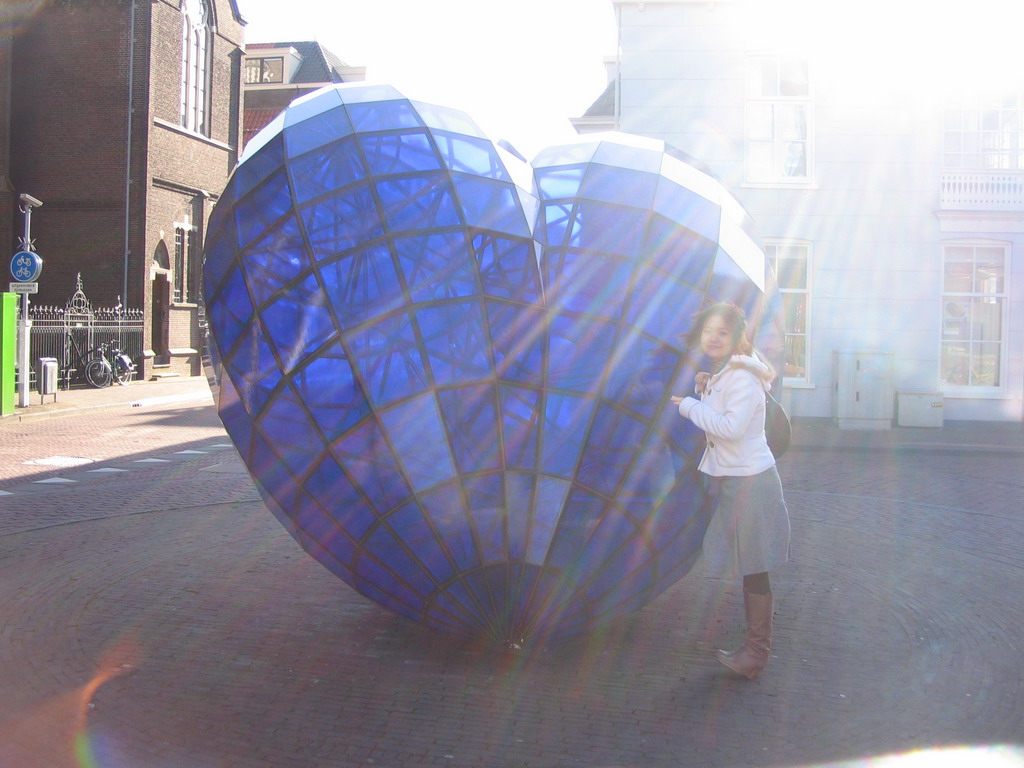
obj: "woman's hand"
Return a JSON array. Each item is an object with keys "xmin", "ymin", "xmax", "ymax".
[
  {"xmin": 695, "ymin": 371, "xmax": 710, "ymax": 394},
  {"xmin": 670, "ymin": 395, "xmax": 683, "ymax": 405}
]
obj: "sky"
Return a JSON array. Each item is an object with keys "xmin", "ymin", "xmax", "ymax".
[{"xmin": 236, "ymin": 0, "xmax": 618, "ymax": 158}]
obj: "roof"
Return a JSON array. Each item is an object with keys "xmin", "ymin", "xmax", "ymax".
[
  {"xmin": 246, "ymin": 41, "xmax": 351, "ymax": 84},
  {"xmin": 581, "ymin": 81, "xmax": 616, "ymax": 118},
  {"xmin": 243, "ymin": 108, "xmax": 280, "ymax": 142}
]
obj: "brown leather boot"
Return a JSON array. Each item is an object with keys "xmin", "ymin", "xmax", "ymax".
[{"xmin": 717, "ymin": 590, "xmax": 773, "ymax": 679}]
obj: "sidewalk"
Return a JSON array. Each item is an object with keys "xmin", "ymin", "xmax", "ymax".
[
  {"xmin": 4, "ymin": 373, "xmax": 1023, "ymax": 452},
  {"xmin": 0, "ymin": 374, "xmax": 214, "ymax": 424}
]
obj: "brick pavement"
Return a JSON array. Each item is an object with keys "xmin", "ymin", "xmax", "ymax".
[{"xmin": 1, "ymin": 382, "xmax": 1023, "ymax": 767}]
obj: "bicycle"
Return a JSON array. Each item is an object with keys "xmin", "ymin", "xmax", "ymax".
[{"xmin": 68, "ymin": 340, "xmax": 136, "ymax": 388}]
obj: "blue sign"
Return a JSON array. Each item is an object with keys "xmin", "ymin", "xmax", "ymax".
[{"xmin": 10, "ymin": 250, "xmax": 42, "ymax": 283}]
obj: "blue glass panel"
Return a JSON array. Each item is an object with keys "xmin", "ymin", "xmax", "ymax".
[
  {"xmin": 291, "ymin": 347, "xmax": 370, "ymax": 441},
  {"xmin": 539, "ymin": 393, "xmax": 596, "ymax": 478},
  {"xmin": 254, "ymin": 385, "xmax": 323, "ymax": 477},
  {"xmin": 360, "ymin": 131, "xmax": 441, "ymax": 176},
  {"xmin": 304, "ymin": 457, "xmax": 377, "ymax": 540},
  {"xmin": 285, "ymin": 108, "xmax": 355, "ymax": 160},
  {"xmin": 568, "ymin": 200, "xmax": 650, "ymax": 255},
  {"xmin": 319, "ymin": 243, "xmax": 403, "ymax": 328},
  {"xmin": 504, "ymin": 472, "xmax": 533, "ymax": 560},
  {"xmin": 540, "ymin": 202, "xmax": 577, "ymax": 248},
  {"xmin": 576, "ymin": 405, "xmax": 649, "ymax": 497},
  {"xmin": 209, "ymin": 268, "xmax": 253, "ymax": 358},
  {"xmin": 575, "ymin": 509, "xmax": 645, "ymax": 588},
  {"xmin": 498, "ymin": 385, "xmax": 540, "ymax": 470},
  {"xmin": 395, "ymin": 232, "xmax": 478, "ymax": 303},
  {"xmin": 543, "ymin": 249, "xmax": 633, "ymax": 319},
  {"xmin": 592, "ymin": 140, "xmax": 663, "ymax": 173},
  {"xmin": 300, "ymin": 183, "xmax": 383, "ymax": 260},
  {"xmin": 475, "ymin": 237, "xmax": 541, "ymax": 303},
  {"xmin": 363, "ymin": 525, "xmax": 433, "ymax": 596},
  {"xmin": 580, "ymin": 164, "xmax": 658, "ymax": 208},
  {"xmin": 233, "ymin": 168, "xmax": 294, "ymax": 248},
  {"xmin": 625, "ymin": 267, "xmax": 704, "ymax": 347},
  {"xmin": 232, "ymin": 134, "xmax": 285, "ymax": 200},
  {"xmin": 289, "ymin": 135, "xmax": 366, "ymax": 203},
  {"xmin": 376, "ymin": 174, "xmax": 460, "ymax": 232},
  {"xmin": 260, "ymin": 273, "xmax": 335, "ymax": 372},
  {"xmin": 545, "ymin": 489, "xmax": 606, "ymax": 570},
  {"xmin": 345, "ymin": 311, "xmax": 428, "ymax": 408},
  {"xmin": 416, "ymin": 301, "xmax": 491, "ymax": 385},
  {"xmin": 452, "ymin": 176, "xmax": 529, "ymax": 236},
  {"xmin": 434, "ymin": 132, "xmax": 509, "ymax": 178},
  {"xmin": 487, "ymin": 302, "xmax": 544, "ymax": 384},
  {"xmin": 603, "ymin": 332, "xmax": 678, "ymax": 420},
  {"xmin": 346, "ymin": 99, "xmax": 425, "ymax": 132},
  {"xmin": 223, "ymin": 325, "xmax": 281, "ymax": 416},
  {"xmin": 379, "ymin": 394, "xmax": 457, "ymax": 492},
  {"xmin": 331, "ymin": 418, "xmax": 412, "ymax": 513},
  {"xmin": 353, "ymin": 550, "xmax": 425, "ymax": 615},
  {"xmin": 240, "ymin": 216, "xmax": 309, "ymax": 309},
  {"xmin": 411, "ymin": 102, "xmax": 487, "ymax": 139},
  {"xmin": 536, "ymin": 166, "xmax": 584, "ymax": 199},
  {"xmin": 203, "ymin": 207, "xmax": 238, "ymax": 297},
  {"xmin": 387, "ymin": 501, "xmax": 456, "ymax": 583},
  {"xmin": 645, "ymin": 217, "xmax": 717, "ymax": 288},
  {"xmin": 283, "ymin": 85, "xmax": 343, "ymax": 127},
  {"xmin": 545, "ymin": 314, "xmax": 617, "ymax": 392},
  {"xmin": 533, "ymin": 141, "xmax": 599, "ymax": 167},
  {"xmin": 653, "ymin": 179, "xmax": 721, "ymax": 243},
  {"xmin": 464, "ymin": 474, "xmax": 505, "ymax": 564},
  {"xmin": 437, "ymin": 386, "xmax": 501, "ymax": 474},
  {"xmin": 418, "ymin": 481, "xmax": 478, "ymax": 571}
]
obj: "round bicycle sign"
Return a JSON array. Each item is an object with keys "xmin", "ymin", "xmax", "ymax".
[{"xmin": 10, "ymin": 250, "xmax": 43, "ymax": 283}]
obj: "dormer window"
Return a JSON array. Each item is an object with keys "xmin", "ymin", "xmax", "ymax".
[{"xmin": 245, "ymin": 57, "xmax": 285, "ymax": 84}]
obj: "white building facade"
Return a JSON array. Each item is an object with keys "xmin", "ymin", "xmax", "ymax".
[{"xmin": 604, "ymin": 0, "xmax": 1024, "ymax": 424}]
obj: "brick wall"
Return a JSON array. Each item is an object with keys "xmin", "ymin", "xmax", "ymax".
[{"xmin": 6, "ymin": 0, "xmax": 243, "ymax": 378}]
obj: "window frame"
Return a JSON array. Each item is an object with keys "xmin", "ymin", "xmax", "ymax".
[
  {"xmin": 939, "ymin": 240, "xmax": 1009, "ymax": 395},
  {"xmin": 764, "ymin": 239, "xmax": 812, "ymax": 384},
  {"xmin": 944, "ymin": 92, "xmax": 1024, "ymax": 170},
  {"xmin": 173, "ymin": 219, "xmax": 199, "ymax": 305},
  {"xmin": 744, "ymin": 55, "xmax": 814, "ymax": 188},
  {"xmin": 244, "ymin": 56, "xmax": 285, "ymax": 84},
  {"xmin": 180, "ymin": 0, "xmax": 211, "ymax": 136}
]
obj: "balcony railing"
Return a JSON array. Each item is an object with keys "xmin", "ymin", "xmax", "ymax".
[{"xmin": 940, "ymin": 171, "xmax": 1024, "ymax": 211}]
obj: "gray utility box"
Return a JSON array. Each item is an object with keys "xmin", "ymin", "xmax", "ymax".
[
  {"xmin": 897, "ymin": 391, "xmax": 944, "ymax": 428},
  {"xmin": 37, "ymin": 357, "xmax": 58, "ymax": 400}
]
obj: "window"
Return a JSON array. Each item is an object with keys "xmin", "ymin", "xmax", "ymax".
[
  {"xmin": 765, "ymin": 241, "xmax": 810, "ymax": 381},
  {"xmin": 745, "ymin": 56, "xmax": 812, "ymax": 184},
  {"xmin": 944, "ymin": 92, "xmax": 1024, "ymax": 169},
  {"xmin": 174, "ymin": 221, "xmax": 198, "ymax": 303},
  {"xmin": 180, "ymin": 0, "xmax": 210, "ymax": 135},
  {"xmin": 941, "ymin": 242, "xmax": 1007, "ymax": 389},
  {"xmin": 245, "ymin": 57, "xmax": 284, "ymax": 84}
]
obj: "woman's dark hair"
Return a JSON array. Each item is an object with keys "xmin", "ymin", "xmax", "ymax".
[{"xmin": 683, "ymin": 302, "xmax": 753, "ymax": 355}]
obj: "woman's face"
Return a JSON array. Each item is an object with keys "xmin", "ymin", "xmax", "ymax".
[{"xmin": 700, "ymin": 314, "xmax": 735, "ymax": 362}]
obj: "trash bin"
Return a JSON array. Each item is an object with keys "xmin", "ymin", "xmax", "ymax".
[{"xmin": 37, "ymin": 357, "xmax": 58, "ymax": 403}]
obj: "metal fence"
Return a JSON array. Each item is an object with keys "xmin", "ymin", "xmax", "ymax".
[{"xmin": 18, "ymin": 274, "xmax": 144, "ymax": 390}]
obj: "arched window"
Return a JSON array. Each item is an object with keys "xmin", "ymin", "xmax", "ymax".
[{"xmin": 180, "ymin": 0, "xmax": 210, "ymax": 135}]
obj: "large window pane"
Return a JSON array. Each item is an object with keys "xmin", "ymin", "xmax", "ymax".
[{"xmin": 941, "ymin": 243, "xmax": 1006, "ymax": 390}]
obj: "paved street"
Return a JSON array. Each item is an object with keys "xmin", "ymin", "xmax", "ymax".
[{"xmin": 1, "ymin": 379, "xmax": 1023, "ymax": 767}]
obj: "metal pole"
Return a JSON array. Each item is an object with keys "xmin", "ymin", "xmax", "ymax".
[{"xmin": 16, "ymin": 204, "xmax": 32, "ymax": 408}]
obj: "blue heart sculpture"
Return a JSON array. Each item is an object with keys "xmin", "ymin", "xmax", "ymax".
[{"xmin": 203, "ymin": 83, "xmax": 783, "ymax": 645}]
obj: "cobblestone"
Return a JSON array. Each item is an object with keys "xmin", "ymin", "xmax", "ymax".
[{"xmin": 1, "ymin": 379, "xmax": 1023, "ymax": 766}]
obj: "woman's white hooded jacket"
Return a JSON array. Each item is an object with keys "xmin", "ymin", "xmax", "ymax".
[{"xmin": 676, "ymin": 354, "xmax": 776, "ymax": 477}]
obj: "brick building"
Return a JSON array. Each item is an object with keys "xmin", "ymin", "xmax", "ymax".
[{"xmin": 0, "ymin": 0, "xmax": 244, "ymax": 378}]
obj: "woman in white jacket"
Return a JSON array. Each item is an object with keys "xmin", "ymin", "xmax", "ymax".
[{"xmin": 671, "ymin": 303, "xmax": 790, "ymax": 680}]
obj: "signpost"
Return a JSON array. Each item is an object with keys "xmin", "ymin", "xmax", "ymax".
[{"xmin": 12, "ymin": 196, "xmax": 43, "ymax": 408}]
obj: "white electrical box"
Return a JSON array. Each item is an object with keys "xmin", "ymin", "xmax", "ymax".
[
  {"xmin": 897, "ymin": 391, "xmax": 944, "ymax": 428},
  {"xmin": 833, "ymin": 351, "xmax": 894, "ymax": 430}
]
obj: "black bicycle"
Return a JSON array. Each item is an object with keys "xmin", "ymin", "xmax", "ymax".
[{"xmin": 71, "ymin": 341, "xmax": 136, "ymax": 388}]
